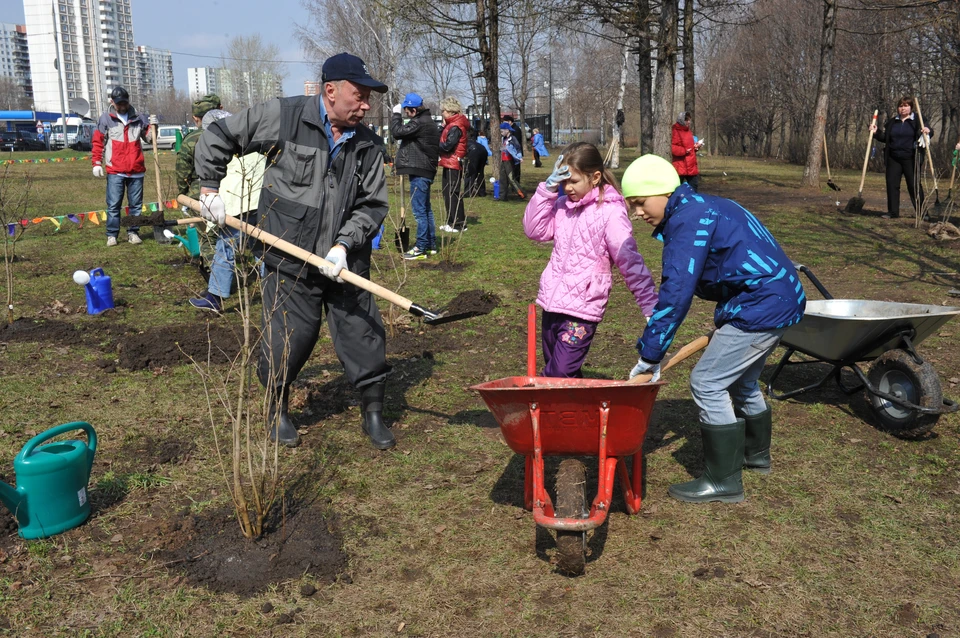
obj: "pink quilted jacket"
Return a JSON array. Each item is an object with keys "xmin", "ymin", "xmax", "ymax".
[{"xmin": 524, "ymin": 183, "xmax": 658, "ymax": 323}]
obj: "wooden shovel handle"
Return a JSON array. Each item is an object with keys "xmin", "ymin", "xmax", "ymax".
[
  {"xmin": 822, "ymin": 137, "xmax": 832, "ymax": 178},
  {"xmin": 398, "ymin": 174, "xmax": 406, "ymax": 223},
  {"xmin": 151, "ymin": 124, "xmax": 164, "ymax": 205},
  {"xmin": 627, "ymin": 333, "xmax": 712, "ymax": 384},
  {"xmin": 914, "ymin": 97, "xmax": 937, "ymax": 189},
  {"xmin": 858, "ymin": 110, "xmax": 878, "ymax": 195},
  {"xmin": 177, "ymin": 194, "xmax": 417, "ymax": 312}
]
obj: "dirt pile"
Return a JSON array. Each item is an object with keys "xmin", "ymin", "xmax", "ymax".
[{"xmin": 118, "ymin": 324, "xmax": 242, "ymax": 371}]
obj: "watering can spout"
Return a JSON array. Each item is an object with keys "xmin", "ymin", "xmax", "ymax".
[
  {"xmin": 0, "ymin": 479, "xmax": 22, "ymax": 516},
  {"xmin": 169, "ymin": 235, "xmax": 189, "ymax": 248}
]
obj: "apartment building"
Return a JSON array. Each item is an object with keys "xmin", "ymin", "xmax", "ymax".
[
  {"xmin": 135, "ymin": 44, "xmax": 173, "ymax": 98},
  {"xmin": 0, "ymin": 23, "xmax": 32, "ymax": 101}
]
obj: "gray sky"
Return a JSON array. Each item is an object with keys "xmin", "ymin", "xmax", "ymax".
[{"xmin": 1, "ymin": 0, "xmax": 316, "ymax": 97}]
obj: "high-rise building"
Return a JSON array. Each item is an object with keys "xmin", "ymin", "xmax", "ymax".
[
  {"xmin": 135, "ymin": 45, "xmax": 173, "ymax": 98},
  {"xmin": 304, "ymin": 81, "xmax": 320, "ymax": 96},
  {"xmin": 187, "ymin": 66, "xmax": 221, "ymax": 100},
  {"xmin": 23, "ymin": 0, "xmax": 139, "ymax": 118},
  {"xmin": 188, "ymin": 66, "xmax": 283, "ymax": 107},
  {"xmin": 0, "ymin": 23, "xmax": 32, "ymax": 102}
]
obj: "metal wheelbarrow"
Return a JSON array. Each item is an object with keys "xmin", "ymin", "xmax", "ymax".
[
  {"xmin": 767, "ymin": 264, "xmax": 960, "ymax": 438},
  {"xmin": 471, "ymin": 305, "xmax": 664, "ymax": 576}
]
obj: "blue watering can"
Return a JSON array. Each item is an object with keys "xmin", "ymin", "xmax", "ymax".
[
  {"xmin": 83, "ymin": 268, "xmax": 114, "ymax": 315},
  {"xmin": 0, "ymin": 422, "xmax": 97, "ymax": 539}
]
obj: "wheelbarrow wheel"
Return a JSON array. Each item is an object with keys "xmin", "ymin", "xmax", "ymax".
[
  {"xmin": 554, "ymin": 458, "xmax": 587, "ymax": 576},
  {"xmin": 866, "ymin": 349, "xmax": 943, "ymax": 439}
]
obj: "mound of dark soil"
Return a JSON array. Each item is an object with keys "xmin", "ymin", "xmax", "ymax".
[
  {"xmin": 439, "ymin": 289, "xmax": 501, "ymax": 319},
  {"xmin": 155, "ymin": 503, "xmax": 346, "ymax": 596},
  {"xmin": 118, "ymin": 324, "xmax": 242, "ymax": 371},
  {"xmin": 0, "ymin": 318, "xmax": 125, "ymax": 348}
]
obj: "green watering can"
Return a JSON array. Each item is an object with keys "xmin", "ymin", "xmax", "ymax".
[{"xmin": 0, "ymin": 422, "xmax": 97, "ymax": 539}]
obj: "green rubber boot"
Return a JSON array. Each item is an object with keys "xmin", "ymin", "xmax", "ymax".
[
  {"xmin": 739, "ymin": 403, "xmax": 772, "ymax": 474},
  {"xmin": 668, "ymin": 419, "xmax": 745, "ymax": 503}
]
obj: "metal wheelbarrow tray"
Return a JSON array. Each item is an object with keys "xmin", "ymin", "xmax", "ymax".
[
  {"xmin": 470, "ymin": 305, "xmax": 663, "ymax": 575},
  {"xmin": 767, "ymin": 265, "xmax": 960, "ymax": 438}
]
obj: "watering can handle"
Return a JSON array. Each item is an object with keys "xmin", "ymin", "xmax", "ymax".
[
  {"xmin": 89, "ymin": 268, "xmax": 104, "ymax": 278},
  {"xmin": 19, "ymin": 422, "xmax": 97, "ymax": 470}
]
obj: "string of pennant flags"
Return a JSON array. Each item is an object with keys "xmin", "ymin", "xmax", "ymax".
[
  {"xmin": 6, "ymin": 199, "xmax": 179, "ymax": 236},
  {"xmin": 1, "ymin": 151, "xmax": 175, "ymax": 167}
]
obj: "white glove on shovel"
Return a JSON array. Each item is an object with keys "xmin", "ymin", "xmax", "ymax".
[
  {"xmin": 629, "ymin": 358, "xmax": 661, "ymax": 382},
  {"xmin": 199, "ymin": 192, "xmax": 226, "ymax": 226},
  {"xmin": 320, "ymin": 245, "xmax": 347, "ymax": 282}
]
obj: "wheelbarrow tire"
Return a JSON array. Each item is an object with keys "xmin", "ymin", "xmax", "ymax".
[
  {"xmin": 555, "ymin": 458, "xmax": 587, "ymax": 576},
  {"xmin": 866, "ymin": 349, "xmax": 942, "ymax": 439}
]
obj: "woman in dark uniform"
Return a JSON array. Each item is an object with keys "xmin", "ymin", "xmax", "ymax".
[{"xmin": 869, "ymin": 96, "xmax": 933, "ymax": 219}]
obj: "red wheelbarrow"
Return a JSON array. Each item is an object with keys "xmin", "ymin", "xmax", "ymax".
[{"xmin": 471, "ymin": 306, "xmax": 708, "ymax": 575}]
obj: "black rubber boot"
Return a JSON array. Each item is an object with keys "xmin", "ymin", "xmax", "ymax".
[
  {"xmin": 739, "ymin": 403, "xmax": 772, "ymax": 474},
  {"xmin": 360, "ymin": 382, "xmax": 395, "ymax": 450},
  {"xmin": 268, "ymin": 385, "xmax": 300, "ymax": 448},
  {"xmin": 668, "ymin": 419, "xmax": 745, "ymax": 503}
]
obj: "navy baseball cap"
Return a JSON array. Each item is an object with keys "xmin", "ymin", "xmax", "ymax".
[
  {"xmin": 110, "ymin": 86, "xmax": 129, "ymax": 104},
  {"xmin": 321, "ymin": 53, "xmax": 388, "ymax": 93},
  {"xmin": 401, "ymin": 93, "xmax": 423, "ymax": 109}
]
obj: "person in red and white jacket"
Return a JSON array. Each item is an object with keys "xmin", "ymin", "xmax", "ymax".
[
  {"xmin": 671, "ymin": 111, "xmax": 704, "ymax": 192},
  {"xmin": 91, "ymin": 86, "xmax": 156, "ymax": 246}
]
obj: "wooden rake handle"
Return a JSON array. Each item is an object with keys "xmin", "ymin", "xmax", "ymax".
[
  {"xmin": 177, "ymin": 194, "xmax": 418, "ymax": 313},
  {"xmin": 914, "ymin": 97, "xmax": 937, "ymax": 189},
  {"xmin": 627, "ymin": 333, "xmax": 712, "ymax": 384},
  {"xmin": 858, "ymin": 110, "xmax": 878, "ymax": 195}
]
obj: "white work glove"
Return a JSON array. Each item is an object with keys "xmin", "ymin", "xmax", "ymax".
[
  {"xmin": 320, "ymin": 245, "xmax": 347, "ymax": 282},
  {"xmin": 393, "ymin": 103, "xmax": 402, "ymax": 114},
  {"xmin": 148, "ymin": 114, "xmax": 159, "ymax": 126},
  {"xmin": 199, "ymin": 192, "xmax": 226, "ymax": 226},
  {"xmin": 92, "ymin": 165, "xmax": 104, "ymax": 178},
  {"xmin": 629, "ymin": 358, "xmax": 661, "ymax": 382},
  {"xmin": 544, "ymin": 155, "xmax": 571, "ymax": 192}
]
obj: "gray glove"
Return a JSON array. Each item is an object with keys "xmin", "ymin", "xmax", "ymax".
[
  {"xmin": 148, "ymin": 114, "xmax": 159, "ymax": 126},
  {"xmin": 629, "ymin": 358, "xmax": 661, "ymax": 382},
  {"xmin": 545, "ymin": 155, "xmax": 571, "ymax": 192},
  {"xmin": 321, "ymin": 245, "xmax": 347, "ymax": 282}
]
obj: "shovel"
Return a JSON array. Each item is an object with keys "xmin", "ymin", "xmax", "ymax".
[
  {"xmin": 149, "ymin": 123, "xmax": 172, "ymax": 244},
  {"xmin": 627, "ymin": 333, "xmax": 712, "ymax": 384},
  {"xmin": 844, "ymin": 109, "xmax": 878, "ymax": 214},
  {"xmin": 914, "ymin": 97, "xmax": 941, "ymax": 223},
  {"xmin": 823, "ymin": 137, "xmax": 840, "ymax": 192},
  {"xmin": 121, "ymin": 214, "xmax": 204, "ymax": 228},
  {"xmin": 177, "ymin": 195, "xmax": 490, "ymax": 325},
  {"xmin": 394, "ymin": 174, "xmax": 410, "ymax": 252}
]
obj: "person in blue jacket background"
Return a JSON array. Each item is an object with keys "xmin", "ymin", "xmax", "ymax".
[
  {"xmin": 622, "ymin": 154, "xmax": 805, "ymax": 504},
  {"xmin": 531, "ymin": 128, "xmax": 549, "ymax": 167}
]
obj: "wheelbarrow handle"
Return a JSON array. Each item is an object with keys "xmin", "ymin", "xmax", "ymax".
[
  {"xmin": 627, "ymin": 333, "xmax": 712, "ymax": 384},
  {"xmin": 177, "ymin": 194, "xmax": 419, "ymax": 314}
]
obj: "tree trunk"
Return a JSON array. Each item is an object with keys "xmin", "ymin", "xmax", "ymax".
[
  {"xmin": 801, "ymin": 0, "xmax": 837, "ymax": 188},
  {"xmin": 636, "ymin": 0, "xmax": 654, "ymax": 153},
  {"xmin": 682, "ymin": 0, "xmax": 695, "ymax": 122},
  {"xmin": 609, "ymin": 45, "xmax": 629, "ymax": 169},
  {"xmin": 653, "ymin": 0, "xmax": 679, "ymax": 159},
  {"xmin": 478, "ymin": 0, "xmax": 503, "ymax": 182}
]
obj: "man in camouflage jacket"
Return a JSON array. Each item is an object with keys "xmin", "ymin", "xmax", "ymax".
[{"xmin": 176, "ymin": 94, "xmax": 222, "ymax": 199}]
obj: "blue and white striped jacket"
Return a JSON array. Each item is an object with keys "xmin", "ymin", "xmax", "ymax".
[{"xmin": 638, "ymin": 184, "xmax": 806, "ymax": 363}]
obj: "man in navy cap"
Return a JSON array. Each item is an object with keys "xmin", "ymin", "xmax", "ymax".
[
  {"xmin": 389, "ymin": 92, "xmax": 440, "ymax": 260},
  {"xmin": 195, "ymin": 53, "xmax": 396, "ymax": 450}
]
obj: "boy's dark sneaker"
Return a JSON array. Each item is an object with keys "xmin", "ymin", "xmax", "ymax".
[{"xmin": 403, "ymin": 247, "xmax": 427, "ymax": 260}]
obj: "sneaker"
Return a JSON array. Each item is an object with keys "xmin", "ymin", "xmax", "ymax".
[
  {"xmin": 189, "ymin": 292, "xmax": 223, "ymax": 312},
  {"xmin": 403, "ymin": 247, "xmax": 427, "ymax": 260},
  {"xmin": 127, "ymin": 232, "xmax": 142, "ymax": 245},
  {"xmin": 441, "ymin": 225, "xmax": 461, "ymax": 233},
  {"xmin": 106, "ymin": 236, "xmax": 118, "ymax": 247}
]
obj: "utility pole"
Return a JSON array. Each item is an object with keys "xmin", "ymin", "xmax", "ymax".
[
  {"xmin": 51, "ymin": 2, "xmax": 68, "ymax": 148},
  {"xmin": 548, "ymin": 53, "xmax": 553, "ymax": 146}
]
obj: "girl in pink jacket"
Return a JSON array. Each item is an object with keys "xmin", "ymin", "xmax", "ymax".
[{"xmin": 523, "ymin": 142, "xmax": 658, "ymax": 378}]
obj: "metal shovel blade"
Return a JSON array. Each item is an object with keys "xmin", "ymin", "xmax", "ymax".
[{"xmin": 417, "ymin": 290, "xmax": 501, "ymax": 325}]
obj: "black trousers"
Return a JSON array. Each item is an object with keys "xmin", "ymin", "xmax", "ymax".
[
  {"xmin": 533, "ymin": 150, "xmax": 542, "ymax": 168},
  {"xmin": 512, "ymin": 157, "xmax": 522, "ymax": 183},
  {"xmin": 885, "ymin": 153, "xmax": 924, "ymax": 217},
  {"xmin": 441, "ymin": 167, "xmax": 466, "ymax": 229},
  {"xmin": 679, "ymin": 174, "xmax": 700, "ymax": 192},
  {"xmin": 258, "ymin": 267, "xmax": 389, "ymax": 391},
  {"xmin": 464, "ymin": 166, "xmax": 486, "ymax": 197}
]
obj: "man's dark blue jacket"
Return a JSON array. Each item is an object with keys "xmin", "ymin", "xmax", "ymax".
[{"xmin": 639, "ymin": 184, "xmax": 806, "ymax": 363}]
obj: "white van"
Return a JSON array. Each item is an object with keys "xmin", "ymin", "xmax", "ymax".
[{"xmin": 50, "ymin": 116, "xmax": 90, "ymax": 150}]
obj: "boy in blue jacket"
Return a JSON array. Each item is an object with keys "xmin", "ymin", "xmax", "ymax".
[{"xmin": 622, "ymin": 155, "xmax": 805, "ymax": 504}]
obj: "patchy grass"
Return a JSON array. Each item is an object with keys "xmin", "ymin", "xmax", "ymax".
[{"xmin": 0, "ymin": 152, "xmax": 958, "ymax": 636}]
